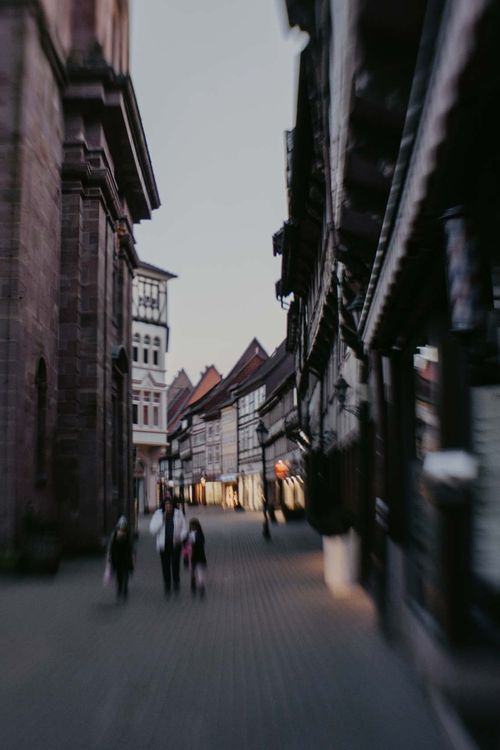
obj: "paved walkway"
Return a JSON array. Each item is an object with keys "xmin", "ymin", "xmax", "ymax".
[{"xmin": 0, "ymin": 508, "xmax": 450, "ymax": 750}]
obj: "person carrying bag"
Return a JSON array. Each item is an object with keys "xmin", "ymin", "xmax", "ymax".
[{"xmin": 149, "ymin": 496, "xmax": 188, "ymax": 596}]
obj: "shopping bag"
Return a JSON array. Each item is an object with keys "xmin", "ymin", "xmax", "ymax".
[
  {"xmin": 149, "ymin": 508, "xmax": 164, "ymax": 535},
  {"xmin": 103, "ymin": 561, "xmax": 112, "ymax": 587}
]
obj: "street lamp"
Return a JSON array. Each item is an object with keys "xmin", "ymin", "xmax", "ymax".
[
  {"xmin": 334, "ymin": 375, "xmax": 361, "ymax": 417},
  {"xmin": 256, "ymin": 419, "xmax": 271, "ymax": 540}
]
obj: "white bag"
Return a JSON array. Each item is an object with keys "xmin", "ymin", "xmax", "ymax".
[
  {"xmin": 103, "ymin": 561, "xmax": 112, "ymax": 587},
  {"xmin": 149, "ymin": 508, "xmax": 164, "ymax": 535}
]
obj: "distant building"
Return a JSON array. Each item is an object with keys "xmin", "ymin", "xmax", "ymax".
[
  {"xmin": 234, "ymin": 340, "xmax": 294, "ymax": 510},
  {"xmin": 258, "ymin": 361, "xmax": 304, "ymax": 519},
  {"xmin": 132, "ymin": 261, "xmax": 176, "ymax": 514},
  {"xmin": 167, "ymin": 366, "xmax": 222, "ymax": 504},
  {"xmin": 167, "ymin": 340, "xmax": 268, "ymax": 507},
  {"xmin": 0, "ymin": 0, "xmax": 159, "ymax": 557},
  {"xmin": 220, "ymin": 403, "xmax": 239, "ymax": 507},
  {"xmin": 193, "ymin": 339, "xmax": 268, "ymax": 506}
]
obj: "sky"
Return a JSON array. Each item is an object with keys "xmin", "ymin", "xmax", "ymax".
[{"xmin": 129, "ymin": 0, "xmax": 306, "ymax": 385}]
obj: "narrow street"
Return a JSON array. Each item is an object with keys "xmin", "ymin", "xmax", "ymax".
[{"xmin": 0, "ymin": 509, "xmax": 449, "ymax": 750}]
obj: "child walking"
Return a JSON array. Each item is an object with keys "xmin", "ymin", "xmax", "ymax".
[
  {"xmin": 188, "ymin": 518, "xmax": 207, "ymax": 597},
  {"xmin": 109, "ymin": 516, "xmax": 134, "ymax": 601}
]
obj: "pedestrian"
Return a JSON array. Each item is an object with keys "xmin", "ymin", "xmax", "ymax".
[
  {"xmin": 149, "ymin": 496, "xmax": 188, "ymax": 596},
  {"xmin": 188, "ymin": 518, "xmax": 207, "ymax": 597},
  {"xmin": 108, "ymin": 515, "xmax": 134, "ymax": 601}
]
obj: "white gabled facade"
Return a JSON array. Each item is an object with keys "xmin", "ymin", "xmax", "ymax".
[{"xmin": 132, "ymin": 261, "xmax": 176, "ymax": 513}]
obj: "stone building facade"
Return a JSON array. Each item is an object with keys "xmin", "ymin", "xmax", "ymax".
[
  {"xmin": 234, "ymin": 341, "xmax": 292, "ymax": 511},
  {"xmin": 132, "ymin": 262, "xmax": 175, "ymax": 515},
  {"xmin": 0, "ymin": 0, "xmax": 159, "ymax": 556}
]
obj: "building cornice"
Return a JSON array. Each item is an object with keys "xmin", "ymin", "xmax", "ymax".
[{"xmin": 63, "ymin": 68, "xmax": 160, "ymax": 222}]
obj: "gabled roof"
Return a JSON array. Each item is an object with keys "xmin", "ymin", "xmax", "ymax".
[
  {"xmin": 167, "ymin": 370, "xmax": 194, "ymax": 437},
  {"xmin": 167, "ymin": 387, "xmax": 193, "ymax": 436},
  {"xmin": 186, "ymin": 339, "xmax": 268, "ymax": 421},
  {"xmin": 167, "ymin": 365, "xmax": 222, "ymax": 437},
  {"xmin": 137, "ymin": 259, "xmax": 177, "ymax": 280},
  {"xmin": 233, "ymin": 339, "xmax": 294, "ymax": 398},
  {"xmin": 169, "ymin": 369, "xmax": 193, "ymax": 393},
  {"xmin": 166, "ymin": 340, "xmax": 269, "ymax": 433},
  {"xmin": 187, "ymin": 366, "xmax": 222, "ymax": 406},
  {"xmin": 220, "ymin": 338, "xmax": 267, "ymax": 383}
]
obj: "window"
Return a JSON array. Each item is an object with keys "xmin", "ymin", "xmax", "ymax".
[
  {"xmin": 193, "ymin": 430, "xmax": 205, "ymax": 447},
  {"xmin": 133, "ymin": 334, "xmax": 140, "ymax": 363},
  {"xmin": 153, "ymin": 337, "xmax": 161, "ymax": 367},
  {"xmin": 133, "ymin": 391, "xmax": 140, "ymax": 425},
  {"xmin": 143, "ymin": 391, "xmax": 150, "ymax": 425},
  {"xmin": 257, "ymin": 386, "xmax": 266, "ymax": 406},
  {"xmin": 240, "ymin": 428, "xmax": 249, "ymax": 452},
  {"xmin": 143, "ymin": 335, "xmax": 150, "ymax": 364},
  {"xmin": 153, "ymin": 393, "xmax": 160, "ymax": 427}
]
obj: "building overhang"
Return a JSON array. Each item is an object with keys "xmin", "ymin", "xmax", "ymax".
[
  {"xmin": 64, "ymin": 67, "xmax": 160, "ymax": 223},
  {"xmin": 360, "ymin": 0, "xmax": 494, "ymax": 349}
]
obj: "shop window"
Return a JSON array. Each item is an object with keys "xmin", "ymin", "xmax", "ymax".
[
  {"xmin": 414, "ymin": 345, "xmax": 440, "ymax": 460},
  {"xmin": 470, "ymin": 385, "xmax": 500, "ymax": 620},
  {"xmin": 409, "ymin": 342, "xmax": 441, "ymax": 617}
]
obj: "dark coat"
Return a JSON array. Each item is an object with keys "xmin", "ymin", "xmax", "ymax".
[
  {"xmin": 190, "ymin": 528, "xmax": 206, "ymax": 566},
  {"xmin": 110, "ymin": 530, "xmax": 134, "ymax": 572}
]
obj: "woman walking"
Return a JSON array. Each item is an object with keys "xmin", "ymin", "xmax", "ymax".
[{"xmin": 149, "ymin": 496, "xmax": 188, "ymax": 596}]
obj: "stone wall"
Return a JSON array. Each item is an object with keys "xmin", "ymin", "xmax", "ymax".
[
  {"xmin": 0, "ymin": 0, "xmax": 158, "ymax": 557},
  {"xmin": 0, "ymin": 7, "xmax": 63, "ymax": 549}
]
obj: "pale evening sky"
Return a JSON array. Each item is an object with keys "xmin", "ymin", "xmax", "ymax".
[{"xmin": 130, "ymin": 1, "xmax": 306, "ymax": 385}]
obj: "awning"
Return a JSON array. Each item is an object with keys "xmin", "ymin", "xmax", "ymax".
[{"xmin": 361, "ymin": 0, "xmax": 493, "ymax": 347}]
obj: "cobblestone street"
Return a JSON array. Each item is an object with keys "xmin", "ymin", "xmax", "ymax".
[{"xmin": 0, "ymin": 509, "xmax": 449, "ymax": 750}]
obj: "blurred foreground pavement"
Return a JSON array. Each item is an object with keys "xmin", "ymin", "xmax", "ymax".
[{"xmin": 0, "ymin": 508, "xmax": 451, "ymax": 750}]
